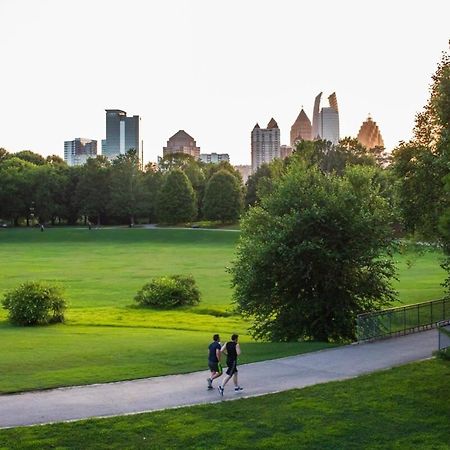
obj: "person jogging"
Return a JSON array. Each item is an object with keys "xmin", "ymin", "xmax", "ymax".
[
  {"xmin": 218, "ymin": 334, "xmax": 243, "ymax": 396},
  {"xmin": 207, "ymin": 334, "xmax": 223, "ymax": 390}
]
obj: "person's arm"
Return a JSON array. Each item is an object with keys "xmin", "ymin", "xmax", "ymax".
[
  {"xmin": 220, "ymin": 343, "xmax": 227, "ymax": 354},
  {"xmin": 236, "ymin": 343, "xmax": 241, "ymax": 356},
  {"xmin": 216, "ymin": 348, "xmax": 221, "ymax": 361}
]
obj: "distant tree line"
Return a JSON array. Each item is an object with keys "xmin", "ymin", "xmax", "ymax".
[{"xmin": 0, "ymin": 150, "xmax": 243, "ymax": 226}]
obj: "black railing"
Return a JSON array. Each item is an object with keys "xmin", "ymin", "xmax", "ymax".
[
  {"xmin": 438, "ymin": 322, "xmax": 450, "ymax": 351},
  {"xmin": 356, "ymin": 298, "xmax": 450, "ymax": 342}
]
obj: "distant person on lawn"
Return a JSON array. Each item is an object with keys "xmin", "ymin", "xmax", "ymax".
[
  {"xmin": 218, "ymin": 334, "xmax": 242, "ymax": 396},
  {"xmin": 207, "ymin": 334, "xmax": 223, "ymax": 390}
]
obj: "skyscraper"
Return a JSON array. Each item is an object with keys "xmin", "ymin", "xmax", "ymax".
[
  {"xmin": 64, "ymin": 138, "xmax": 97, "ymax": 166},
  {"xmin": 102, "ymin": 109, "xmax": 140, "ymax": 159},
  {"xmin": 163, "ymin": 130, "xmax": 201, "ymax": 159},
  {"xmin": 251, "ymin": 118, "xmax": 280, "ymax": 172},
  {"xmin": 290, "ymin": 109, "xmax": 312, "ymax": 146},
  {"xmin": 357, "ymin": 115, "xmax": 385, "ymax": 149},
  {"xmin": 312, "ymin": 92, "xmax": 340, "ymax": 144}
]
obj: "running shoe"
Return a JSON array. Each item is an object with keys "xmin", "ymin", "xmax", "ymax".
[
  {"xmin": 234, "ymin": 386, "xmax": 243, "ymax": 391},
  {"xmin": 218, "ymin": 385, "xmax": 224, "ymax": 396}
]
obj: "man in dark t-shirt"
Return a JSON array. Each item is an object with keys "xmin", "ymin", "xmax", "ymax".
[
  {"xmin": 218, "ymin": 334, "xmax": 242, "ymax": 396},
  {"xmin": 207, "ymin": 334, "xmax": 223, "ymax": 390}
]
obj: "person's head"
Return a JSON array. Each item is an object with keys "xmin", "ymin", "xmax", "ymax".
[
  {"xmin": 231, "ymin": 334, "xmax": 239, "ymax": 342},
  {"xmin": 213, "ymin": 334, "xmax": 220, "ymax": 342}
]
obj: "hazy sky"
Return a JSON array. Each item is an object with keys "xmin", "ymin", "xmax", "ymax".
[{"xmin": 1, "ymin": 0, "xmax": 449, "ymax": 165}]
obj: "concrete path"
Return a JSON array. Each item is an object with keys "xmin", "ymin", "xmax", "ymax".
[{"xmin": 0, "ymin": 329, "xmax": 438, "ymax": 429}]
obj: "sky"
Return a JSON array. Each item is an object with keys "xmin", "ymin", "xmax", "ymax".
[{"xmin": 0, "ymin": 0, "xmax": 449, "ymax": 165}]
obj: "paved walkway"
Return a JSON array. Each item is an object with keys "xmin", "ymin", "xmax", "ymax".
[{"xmin": 0, "ymin": 329, "xmax": 438, "ymax": 429}]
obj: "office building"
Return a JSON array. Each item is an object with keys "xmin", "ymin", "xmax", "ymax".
[
  {"xmin": 312, "ymin": 92, "xmax": 340, "ymax": 144},
  {"xmin": 357, "ymin": 115, "xmax": 385, "ymax": 149},
  {"xmin": 64, "ymin": 138, "xmax": 97, "ymax": 166},
  {"xmin": 251, "ymin": 118, "xmax": 280, "ymax": 172},
  {"xmin": 290, "ymin": 109, "xmax": 312, "ymax": 146},
  {"xmin": 163, "ymin": 130, "xmax": 200, "ymax": 159},
  {"xmin": 102, "ymin": 109, "xmax": 140, "ymax": 159},
  {"xmin": 200, "ymin": 153, "xmax": 230, "ymax": 164}
]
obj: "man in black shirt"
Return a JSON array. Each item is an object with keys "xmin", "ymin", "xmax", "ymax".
[
  {"xmin": 207, "ymin": 334, "xmax": 223, "ymax": 390},
  {"xmin": 218, "ymin": 334, "xmax": 243, "ymax": 396}
]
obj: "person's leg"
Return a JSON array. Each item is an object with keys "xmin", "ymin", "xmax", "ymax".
[{"xmin": 232, "ymin": 372, "xmax": 238, "ymax": 387}]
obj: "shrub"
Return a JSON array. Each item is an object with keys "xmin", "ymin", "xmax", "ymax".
[
  {"xmin": 135, "ymin": 275, "xmax": 200, "ymax": 309},
  {"xmin": 2, "ymin": 281, "xmax": 67, "ymax": 326}
]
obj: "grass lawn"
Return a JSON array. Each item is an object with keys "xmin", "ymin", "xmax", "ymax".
[
  {"xmin": 0, "ymin": 227, "xmax": 446, "ymax": 394},
  {"xmin": 0, "ymin": 358, "xmax": 448, "ymax": 449}
]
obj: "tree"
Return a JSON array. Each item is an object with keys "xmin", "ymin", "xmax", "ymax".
[
  {"xmin": 392, "ymin": 44, "xmax": 450, "ymax": 239},
  {"xmin": 158, "ymin": 153, "xmax": 197, "ymax": 172},
  {"xmin": 142, "ymin": 168, "xmax": 163, "ymax": 223},
  {"xmin": 76, "ymin": 156, "xmax": 111, "ymax": 226},
  {"xmin": 230, "ymin": 163, "xmax": 397, "ymax": 342},
  {"xmin": 203, "ymin": 170, "xmax": 243, "ymax": 222},
  {"xmin": 109, "ymin": 150, "xmax": 146, "ymax": 226},
  {"xmin": 0, "ymin": 148, "xmax": 9, "ymax": 163},
  {"xmin": 156, "ymin": 169, "xmax": 196, "ymax": 224},
  {"xmin": 0, "ymin": 157, "xmax": 35, "ymax": 225},
  {"xmin": 13, "ymin": 150, "xmax": 46, "ymax": 166}
]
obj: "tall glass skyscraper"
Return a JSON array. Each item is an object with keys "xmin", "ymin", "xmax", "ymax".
[
  {"xmin": 102, "ymin": 109, "xmax": 140, "ymax": 159},
  {"xmin": 312, "ymin": 92, "xmax": 340, "ymax": 145}
]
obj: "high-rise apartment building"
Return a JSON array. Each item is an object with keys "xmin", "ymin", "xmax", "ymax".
[
  {"xmin": 251, "ymin": 118, "xmax": 280, "ymax": 172},
  {"xmin": 64, "ymin": 138, "xmax": 97, "ymax": 166},
  {"xmin": 357, "ymin": 116, "xmax": 384, "ymax": 149},
  {"xmin": 163, "ymin": 130, "xmax": 201, "ymax": 159},
  {"xmin": 199, "ymin": 153, "xmax": 230, "ymax": 164},
  {"xmin": 312, "ymin": 92, "xmax": 340, "ymax": 144},
  {"xmin": 290, "ymin": 109, "xmax": 312, "ymax": 146},
  {"xmin": 102, "ymin": 109, "xmax": 140, "ymax": 159}
]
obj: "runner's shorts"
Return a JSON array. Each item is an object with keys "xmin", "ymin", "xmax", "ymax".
[
  {"xmin": 226, "ymin": 360, "xmax": 238, "ymax": 376},
  {"xmin": 208, "ymin": 361, "xmax": 223, "ymax": 374}
]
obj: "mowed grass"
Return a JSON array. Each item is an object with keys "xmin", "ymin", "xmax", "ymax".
[
  {"xmin": 0, "ymin": 227, "xmax": 446, "ymax": 394},
  {"xmin": 1, "ymin": 359, "xmax": 448, "ymax": 449}
]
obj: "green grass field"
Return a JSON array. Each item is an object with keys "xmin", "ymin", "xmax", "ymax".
[
  {"xmin": 1, "ymin": 358, "xmax": 448, "ymax": 449},
  {"xmin": 0, "ymin": 227, "xmax": 446, "ymax": 394}
]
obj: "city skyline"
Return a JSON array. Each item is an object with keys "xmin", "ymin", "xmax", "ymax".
[{"xmin": 0, "ymin": 1, "xmax": 449, "ymax": 165}]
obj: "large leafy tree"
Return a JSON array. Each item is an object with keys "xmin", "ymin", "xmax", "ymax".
[
  {"xmin": 142, "ymin": 167, "xmax": 163, "ymax": 223},
  {"xmin": 156, "ymin": 169, "xmax": 196, "ymax": 224},
  {"xmin": 13, "ymin": 150, "xmax": 46, "ymax": 166},
  {"xmin": 230, "ymin": 164, "xmax": 397, "ymax": 342},
  {"xmin": 392, "ymin": 45, "xmax": 449, "ymax": 239},
  {"xmin": 76, "ymin": 156, "xmax": 111, "ymax": 226},
  {"xmin": 0, "ymin": 157, "xmax": 35, "ymax": 225},
  {"xmin": 203, "ymin": 169, "xmax": 243, "ymax": 222},
  {"xmin": 109, "ymin": 149, "xmax": 146, "ymax": 226}
]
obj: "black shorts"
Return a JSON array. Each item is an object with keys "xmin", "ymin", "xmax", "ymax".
[
  {"xmin": 226, "ymin": 360, "xmax": 238, "ymax": 376},
  {"xmin": 208, "ymin": 361, "xmax": 222, "ymax": 374}
]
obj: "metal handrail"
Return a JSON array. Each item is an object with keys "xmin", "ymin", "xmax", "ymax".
[{"xmin": 356, "ymin": 297, "xmax": 450, "ymax": 342}]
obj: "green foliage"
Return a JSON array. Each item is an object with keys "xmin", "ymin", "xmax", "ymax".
[
  {"xmin": 13, "ymin": 150, "xmax": 46, "ymax": 166},
  {"xmin": 203, "ymin": 169, "xmax": 243, "ymax": 222},
  {"xmin": 76, "ymin": 156, "xmax": 111, "ymax": 225},
  {"xmin": 157, "ymin": 169, "xmax": 197, "ymax": 224},
  {"xmin": 231, "ymin": 163, "xmax": 397, "ymax": 342},
  {"xmin": 2, "ymin": 281, "xmax": 66, "ymax": 326},
  {"xmin": 134, "ymin": 275, "xmax": 200, "ymax": 309},
  {"xmin": 109, "ymin": 149, "xmax": 147, "ymax": 226}
]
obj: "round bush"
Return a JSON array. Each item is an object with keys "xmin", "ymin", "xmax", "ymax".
[
  {"xmin": 134, "ymin": 275, "xmax": 200, "ymax": 309},
  {"xmin": 2, "ymin": 281, "xmax": 67, "ymax": 326}
]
